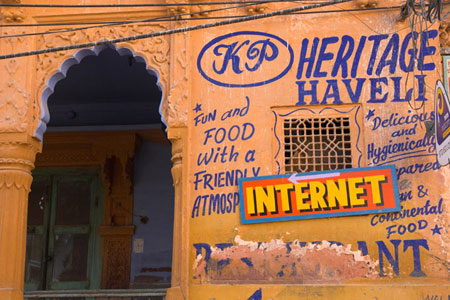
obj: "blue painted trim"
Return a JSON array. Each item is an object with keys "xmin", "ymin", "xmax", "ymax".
[
  {"xmin": 318, "ymin": 106, "xmax": 358, "ymax": 115},
  {"xmin": 278, "ymin": 108, "xmax": 315, "ymax": 117},
  {"xmin": 389, "ymin": 164, "xmax": 401, "ymax": 214},
  {"xmin": 240, "ymin": 206, "xmax": 401, "ymax": 224},
  {"xmin": 444, "ymin": 56, "xmax": 450, "ymax": 94},
  {"xmin": 239, "ymin": 165, "xmax": 401, "ymax": 224},
  {"xmin": 354, "ymin": 106, "xmax": 362, "ymax": 167},
  {"xmin": 272, "ymin": 111, "xmax": 281, "ymax": 160},
  {"xmin": 239, "ymin": 165, "xmax": 395, "ymax": 182},
  {"xmin": 275, "ymin": 161, "xmax": 281, "ymax": 175},
  {"xmin": 197, "ymin": 31, "xmax": 294, "ymax": 88}
]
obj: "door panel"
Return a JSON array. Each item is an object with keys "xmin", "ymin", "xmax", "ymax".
[
  {"xmin": 25, "ymin": 176, "xmax": 51, "ymax": 291},
  {"xmin": 55, "ymin": 179, "xmax": 91, "ymax": 226},
  {"xmin": 25, "ymin": 169, "xmax": 102, "ymax": 292}
]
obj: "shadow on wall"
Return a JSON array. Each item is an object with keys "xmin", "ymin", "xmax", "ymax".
[{"xmin": 130, "ymin": 141, "xmax": 174, "ymax": 288}]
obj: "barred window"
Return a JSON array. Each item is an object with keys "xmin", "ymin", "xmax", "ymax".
[
  {"xmin": 272, "ymin": 105, "xmax": 363, "ymax": 174},
  {"xmin": 284, "ymin": 117, "xmax": 352, "ymax": 173}
]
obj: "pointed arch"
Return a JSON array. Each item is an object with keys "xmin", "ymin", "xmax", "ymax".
[{"xmin": 35, "ymin": 44, "xmax": 166, "ymax": 141}]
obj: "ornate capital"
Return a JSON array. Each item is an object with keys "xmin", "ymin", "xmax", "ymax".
[
  {"xmin": 0, "ymin": 134, "xmax": 41, "ymax": 191},
  {"xmin": 168, "ymin": 128, "xmax": 185, "ymax": 169}
]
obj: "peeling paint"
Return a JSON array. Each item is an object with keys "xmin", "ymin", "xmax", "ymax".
[{"xmin": 193, "ymin": 236, "xmax": 379, "ymax": 283}]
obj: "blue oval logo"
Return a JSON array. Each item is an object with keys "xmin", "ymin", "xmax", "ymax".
[{"xmin": 197, "ymin": 31, "xmax": 294, "ymax": 88}]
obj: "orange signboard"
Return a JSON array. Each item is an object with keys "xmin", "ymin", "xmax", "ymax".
[{"xmin": 239, "ymin": 166, "xmax": 400, "ymax": 224}]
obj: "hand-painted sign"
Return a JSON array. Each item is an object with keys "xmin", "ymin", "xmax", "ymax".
[
  {"xmin": 197, "ymin": 31, "xmax": 294, "ymax": 88},
  {"xmin": 239, "ymin": 166, "xmax": 400, "ymax": 224},
  {"xmin": 435, "ymin": 80, "xmax": 450, "ymax": 166},
  {"xmin": 197, "ymin": 30, "xmax": 438, "ymax": 106}
]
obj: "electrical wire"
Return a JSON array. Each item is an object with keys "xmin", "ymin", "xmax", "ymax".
[
  {"xmin": 0, "ymin": 0, "xmax": 328, "ymax": 8},
  {"xmin": 2, "ymin": 1, "xmax": 448, "ymax": 29},
  {"xmin": 400, "ymin": 0, "xmax": 443, "ymax": 113},
  {"xmin": 0, "ymin": 0, "xmax": 265, "ymax": 39},
  {"xmin": 333, "ymin": 3, "xmax": 414, "ymax": 35},
  {"xmin": 2, "ymin": 0, "xmax": 449, "ymax": 28},
  {"xmin": 0, "ymin": 0, "xmax": 282, "ymax": 28},
  {"xmin": 0, "ymin": 0, "xmax": 353, "ymax": 61},
  {"xmin": 0, "ymin": 5, "xmax": 409, "ymax": 40}
]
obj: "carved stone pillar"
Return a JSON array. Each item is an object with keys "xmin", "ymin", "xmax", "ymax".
[
  {"xmin": 0, "ymin": 134, "xmax": 41, "ymax": 300},
  {"xmin": 99, "ymin": 225, "xmax": 135, "ymax": 289},
  {"xmin": 166, "ymin": 128, "xmax": 188, "ymax": 300},
  {"xmin": 100, "ymin": 151, "xmax": 136, "ymax": 289}
]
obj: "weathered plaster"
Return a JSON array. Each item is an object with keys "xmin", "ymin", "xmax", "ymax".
[{"xmin": 194, "ymin": 236, "xmax": 379, "ymax": 283}]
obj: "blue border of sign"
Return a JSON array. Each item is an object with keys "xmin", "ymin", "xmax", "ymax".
[
  {"xmin": 444, "ymin": 56, "xmax": 450, "ymax": 94},
  {"xmin": 197, "ymin": 31, "xmax": 294, "ymax": 88},
  {"xmin": 238, "ymin": 165, "xmax": 401, "ymax": 224}
]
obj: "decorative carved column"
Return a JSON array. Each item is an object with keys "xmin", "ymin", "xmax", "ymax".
[
  {"xmin": 100, "ymin": 148, "xmax": 136, "ymax": 289},
  {"xmin": 166, "ymin": 128, "xmax": 187, "ymax": 300},
  {"xmin": 164, "ymin": 0, "xmax": 190, "ymax": 297},
  {"xmin": 0, "ymin": 134, "xmax": 41, "ymax": 300},
  {"xmin": 0, "ymin": 2, "xmax": 42, "ymax": 299}
]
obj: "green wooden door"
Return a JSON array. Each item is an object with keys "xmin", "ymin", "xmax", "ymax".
[{"xmin": 25, "ymin": 169, "xmax": 103, "ymax": 292}]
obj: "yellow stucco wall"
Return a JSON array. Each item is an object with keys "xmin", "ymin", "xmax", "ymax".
[
  {"xmin": 187, "ymin": 1, "xmax": 450, "ymax": 299},
  {"xmin": 0, "ymin": 0, "xmax": 449, "ymax": 299}
]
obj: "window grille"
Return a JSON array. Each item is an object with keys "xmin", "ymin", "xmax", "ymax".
[
  {"xmin": 283, "ymin": 117, "xmax": 353, "ymax": 173},
  {"xmin": 272, "ymin": 105, "xmax": 363, "ymax": 174}
]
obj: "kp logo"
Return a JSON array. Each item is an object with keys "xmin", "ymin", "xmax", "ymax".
[{"xmin": 197, "ymin": 31, "xmax": 294, "ymax": 88}]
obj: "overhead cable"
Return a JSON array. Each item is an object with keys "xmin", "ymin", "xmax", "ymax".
[
  {"xmin": 0, "ymin": 4, "xmax": 405, "ymax": 40},
  {"xmin": 0, "ymin": 0, "xmax": 352, "ymax": 60},
  {"xmin": 0, "ymin": 0, "xmax": 325, "ymax": 8},
  {"xmin": 0, "ymin": 0, "xmax": 277, "ymax": 27}
]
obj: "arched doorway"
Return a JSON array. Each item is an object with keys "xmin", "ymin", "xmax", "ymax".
[{"xmin": 25, "ymin": 45, "xmax": 174, "ymax": 296}]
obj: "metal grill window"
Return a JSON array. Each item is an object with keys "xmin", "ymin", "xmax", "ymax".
[{"xmin": 284, "ymin": 117, "xmax": 352, "ymax": 173}]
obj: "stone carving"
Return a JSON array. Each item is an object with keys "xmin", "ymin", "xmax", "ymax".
[
  {"xmin": 246, "ymin": 4, "xmax": 268, "ymax": 14},
  {"xmin": 353, "ymin": 0, "xmax": 378, "ymax": 8},
  {"xmin": 102, "ymin": 238, "xmax": 132, "ymax": 289},
  {"xmin": 1, "ymin": 7, "xmax": 24, "ymax": 22},
  {"xmin": 167, "ymin": 47, "xmax": 188, "ymax": 127},
  {"xmin": 0, "ymin": 80, "xmax": 29, "ymax": 132},
  {"xmin": 167, "ymin": 127, "xmax": 186, "ymax": 292},
  {"xmin": 168, "ymin": 6, "xmax": 189, "ymax": 15},
  {"xmin": 190, "ymin": 5, "xmax": 210, "ymax": 17},
  {"xmin": 164, "ymin": 16, "xmax": 189, "ymax": 128},
  {"xmin": 1, "ymin": 0, "xmax": 24, "ymax": 22},
  {"xmin": 0, "ymin": 32, "xmax": 31, "ymax": 133},
  {"xmin": 440, "ymin": 19, "xmax": 450, "ymax": 48}
]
